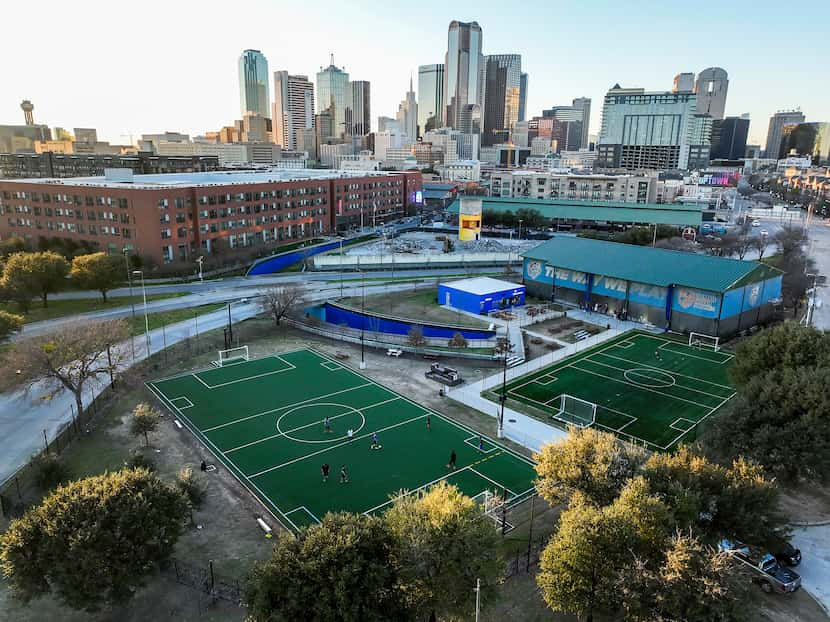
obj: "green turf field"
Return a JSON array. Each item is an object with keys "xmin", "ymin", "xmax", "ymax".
[
  {"xmin": 148, "ymin": 349, "xmax": 536, "ymax": 532},
  {"xmin": 489, "ymin": 331, "xmax": 736, "ymax": 451}
]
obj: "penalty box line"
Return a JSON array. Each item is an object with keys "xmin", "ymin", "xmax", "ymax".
[{"xmin": 192, "ymin": 355, "xmax": 297, "ymax": 389}]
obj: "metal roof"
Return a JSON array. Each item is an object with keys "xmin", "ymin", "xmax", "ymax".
[
  {"xmin": 440, "ymin": 276, "xmax": 525, "ymax": 296},
  {"xmin": 446, "ymin": 196, "xmax": 702, "ymax": 226},
  {"xmin": 522, "ymin": 236, "xmax": 782, "ymax": 293}
]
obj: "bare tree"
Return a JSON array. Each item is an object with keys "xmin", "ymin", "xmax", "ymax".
[
  {"xmin": 259, "ymin": 284, "xmax": 308, "ymax": 326},
  {"xmin": 735, "ymin": 235, "xmax": 754, "ymax": 260},
  {"xmin": 448, "ymin": 332, "xmax": 468, "ymax": 349},
  {"xmin": 4, "ymin": 319, "xmax": 129, "ymax": 416},
  {"xmin": 407, "ymin": 325, "xmax": 426, "ymax": 348},
  {"xmin": 753, "ymin": 235, "xmax": 770, "ymax": 260}
]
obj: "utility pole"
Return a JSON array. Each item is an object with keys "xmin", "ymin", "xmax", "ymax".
[
  {"xmin": 124, "ymin": 249, "xmax": 136, "ymax": 362},
  {"xmin": 360, "ymin": 270, "xmax": 366, "ymax": 369},
  {"xmin": 227, "ymin": 302, "xmax": 233, "ymax": 345},
  {"xmin": 474, "ymin": 578, "xmax": 481, "ymax": 622}
]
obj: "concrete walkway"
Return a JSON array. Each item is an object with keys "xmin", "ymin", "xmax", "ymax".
[{"xmin": 792, "ymin": 525, "xmax": 830, "ymax": 615}]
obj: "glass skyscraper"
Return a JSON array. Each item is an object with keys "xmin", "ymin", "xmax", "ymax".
[
  {"xmin": 238, "ymin": 50, "xmax": 270, "ymax": 118},
  {"xmin": 482, "ymin": 54, "xmax": 522, "ymax": 146},
  {"xmin": 418, "ymin": 64, "xmax": 444, "ymax": 136},
  {"xmin": 443, "ymin": 21, "xmax": 483, "ymax": 130},
  {"xmin": 316, "ymin": 58, "xmax": 350, "ymax": 141}
]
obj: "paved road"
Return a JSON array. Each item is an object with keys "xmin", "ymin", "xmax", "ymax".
[
  {"xmin": 792, "ymin": 525, "xmax": 830, "ymax": 615},
  {"xmin": 805, "ymin": 221, "xmax": 830, "ymax": 330},
  {"xmin": 0, "ymin": 279, "xmax": 435, "ymax": 486}
]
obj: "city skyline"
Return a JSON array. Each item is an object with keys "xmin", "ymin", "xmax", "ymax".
[{"xmin": 1, "ymin": 0, "xmax": 825, "ymax": 147}]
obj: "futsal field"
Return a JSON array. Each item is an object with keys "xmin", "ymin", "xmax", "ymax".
[
  {"xmin": 490, "ymin": 331, "xmax": 736, "ymax": 450},
  {"xmin": 148, "ymin": 349, "xmax": 536, "ymax": 532}
]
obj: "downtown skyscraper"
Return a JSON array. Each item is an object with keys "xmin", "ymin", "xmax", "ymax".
[
  {"xmin": 316, "ymin": 57, "xmax": 350, "ymax": 141},
  {"xmin": 348, "ymin": 80, "xmax": 371, "ymax": 137},
  {"xmin": 418, "ymin": 64, "xmax": 444, "ymax": 137},
  {"xmin": 272, "ymin": 72, "xmax": 315, "ymax": 150},
  {"xmin": 443, "ymin": 20, "xmax": 483, "ymax": 130},
  {"xmin": 482, "ymin": 54, "xmax": 522, "ymax": 146},
  {"xmin": 239, "ymin": 50, "xmax": 270, "ymax": 118}
]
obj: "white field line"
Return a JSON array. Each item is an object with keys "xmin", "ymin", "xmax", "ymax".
[
  {"xmin": 285, "ymin": 505, "xmax": 321, "ymax": 525},
  {"xmin": 202, "ymin": 383, "xmax": 374, "ymax": 433},
  {"xmin": 194, "ymin": 355, "xmax": 297, "ymax": 389},
  {"xmin": 468, "ymin": 467, "xmax": 517, "ymax": 498},
  {"xmin": 225, "ymin": 396, "xmax": 402, "ymax": 454},
  {"xmin": 594, "ymin": 350, "xmax": 734, "ymax": 390}
]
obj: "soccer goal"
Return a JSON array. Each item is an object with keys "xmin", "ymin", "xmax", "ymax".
[
  {"xmin": 688, "ymin": 332, "xmax": 720, "ymax": 351},
  {"xmin": 216, "ymin": 345, "xmax": 249, "ymax": 367},
  {"xmin": 552, "ymin": 394, "xmax": 597, "ymax": 429},
  {"xmin": 473, "ymin": 490, "xmax": 514, "ymax": 533}
]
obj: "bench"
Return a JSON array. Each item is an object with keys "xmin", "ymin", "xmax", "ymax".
[
  {"xmin": 386, "ymin": 348, "xmax": 403, "ymax": 357},
  {"xmin": 573, "ymin": 330, "xmax": 590, "ymax": 341}
]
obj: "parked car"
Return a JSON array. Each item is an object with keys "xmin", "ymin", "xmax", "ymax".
[
  {"xmin": 719, "ymin": 539, "xmax": 801, "ymax": 594},
  {"xmin": 765, "ymin": 533, "xmax": 802, "ymax": 566}
]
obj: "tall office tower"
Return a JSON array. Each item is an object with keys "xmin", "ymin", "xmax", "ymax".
[
  {"xmin": 272, "ymin": 72, "xmax": 315, "ymax": 150},
  {"xmin": 316, "ymin": 56, "xmax": 350, "ymax": 141},
  {"xmin": 239, "ymin": 50, "xmax": 270, "ymax": 118},
  {"xmin": 673, "ymin": 73, "xmax": 695, "ymax": 93},
  {"xmin": 710, "ymin": 115, "xmax": 750, "ymax": 160},
  {"xmin": 572, "ymin": 97, "xmax": 591, "ymax": 149},
  {"xmin": 519, "ymin": 73, "xmax": 529, "ymax": 123},
  {"xmin": 780, "ymin": 122, "xmax": 830, "ymax": 164},
  {"xmin": 396, "ymin": 77, "xmax": 417, "ymax": 141},
  {"xmin": 348, "ymin": 80, "xmax": 371, "ymax": 136},
  {"xmin": 596, "ymin": 84, "xmax": 700, "ymax": 170},
  {"xmin": 458, "ymin": 104, "xmax": 481, "ymax": 135},
  {"xmin": 443, "ymin": 20, "xmax": 483, "ymax": 129},
  {"xmin": 418, "ymin": 64, "xmax": 444, "ymax": 137},
  {"xmin": 765, "ymin": 110, "xmax": 806, "ymax": 159},
  {"xmin": 694, "ymin": 67, "xmax": 729, "ymax": 119},
  {"xmin": 482, "ymin": 54, "xmax": 522, "ymax": 146}
]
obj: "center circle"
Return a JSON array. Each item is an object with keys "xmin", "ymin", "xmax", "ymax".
[
  {"xmin": 276, "ymin": 402, "xmax": 366, "ymax": 444},
  {"xmin": 623, "ymin": 368, "xmax": 676, "ymax": 388}
]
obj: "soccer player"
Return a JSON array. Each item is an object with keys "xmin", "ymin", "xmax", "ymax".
[
  {"xmin": 478, "ymin": 436, "xmax": 484, "ymax": 452},
  {"xmin": 654, "ymin": 349, "xmax": 662, "ymax": 361},
  {"xmin": 324, "ymin": 417, "xmax": 331, "ymax": 433},
  {"xmin": 370, "ymin": 432, "xmax": 380, "ymax": 450},
  {"xmin": 426, "ymin": 415, "xmax": 431, "ymax": 431},
  {"xmin": 321, "ymin": 463, "xmax": 330, "ymax": 482},
  {"xmin": 446, "ymin": 450, "xmax": 457, "ymax": 470},
  {"xmin": 347, "ymin": 428, "xmax": 354, "ymax": 441},
  {"xmin": 340, "ymin": 465, "xmax": 349, "ymax": 484}
]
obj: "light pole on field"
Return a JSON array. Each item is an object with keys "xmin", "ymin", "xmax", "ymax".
[
  {"xmin": 132, "ymin": 270, "xmax": 150, "ymax": 355},
  {"xmin": 123, "ymin": 249, "xmax": 136, "ymax": 361}
]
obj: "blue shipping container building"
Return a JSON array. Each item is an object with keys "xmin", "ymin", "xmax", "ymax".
[{"xmin": 438, "ymin": 277, "xmax": 526, "ymax": 315}]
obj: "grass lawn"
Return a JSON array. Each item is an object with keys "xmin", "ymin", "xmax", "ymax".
[
  {"xmin": 339, "ymin": 287, "xmax": 491, "ymax": 329},
  {"xmin": 125, "ymin": 303, "xmax": 226, "ymax": 337},
  {"xmin": 2, "ymin": 293, "xmax": 187, "ymax": 324}
]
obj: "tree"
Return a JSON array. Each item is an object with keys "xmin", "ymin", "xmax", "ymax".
[
  {"xmin": 70, "ymin": 252, "xmax": 124, "ymax": 303},
  {"xmin": 3, "ymin": 319, "xmax": 128, "ymax": 417},
  {"xmin": 176, "ymin": 466, "xmax": 207, "ymax": 526},
  {"xmin": 0, "ymin": 310, "xmax": 24, "ymax": 340},
  {"xmin": 130, "ymin": 402, "xmax": 161, "ymax": 446},
  {"xmin": 752, "ymin": 235, "xmax": 770, "ymax": 260},
  {"xmin": 0, "ymin": 468, "xmax": 187, "ymax": 611},
  {"xmin": 259, "ymin": 284, "xmax": 307, "ymax": 326},
  {"xmin": 1, "ymin": 251, "xmax": 69, "ymax": 309},
  {"xmin": 448, "ymin": 332, "xmax": 468, "ymax": 349},
  {"xmin": 617, "ymin": 532, "xmax": 749, "ymax": 622},
  {"xmin": 728, "ymin": 323, "xmax": 830, "ymax": 389},
  {"xmin": 385, "ymin": 481, "xmax": 501, "ymax": 620},
  {"xmin": 641, "ymin": 446, "xmax": 783, "ymax": 542},
  {"xmin": 537, "ymin": 493, "xmax": 637, "ymax": 622},
  {"xmin": 245, "ymin": 512, "xmax": 408, "ymax": 622},
  {"xmin": 702, "ymin": 367, "xmax": 830, "ymax": 483},
  {"xmin": 406, "ymin": 324, "xmax": 426, "ymax": 348},
  {"xmin": 534, "ymin": 427, "xmax": 647, "ymax": 507}
]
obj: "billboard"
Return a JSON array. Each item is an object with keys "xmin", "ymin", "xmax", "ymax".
[{"xmin": 672, "ymin": 287, "xmax": 720, "ymax": 318}]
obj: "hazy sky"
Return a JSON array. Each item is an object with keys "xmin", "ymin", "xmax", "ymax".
[{"xmin": 1, "ymin": 0, "xmax": 825, "ymax": 147}]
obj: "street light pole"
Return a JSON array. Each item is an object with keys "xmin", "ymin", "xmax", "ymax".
[
  {"xmin": 133, "ymin": 270, "xmax": 150, "ymax": 355},
  {"xmin": 123, "ymin": 249, "xmax": 136, "ymax": 361},
  {"xmin": 360, "ymin": 270, "xmax": 366, "ymax": 369}
]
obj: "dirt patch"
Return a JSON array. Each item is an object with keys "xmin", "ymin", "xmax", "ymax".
[
  {"xmin": 525, "ymin": 315, "xmax": 605, "ymax": 343},
  {"xmin": 780, "ymin": 482, "xmax": 830, "ymax": 524}
]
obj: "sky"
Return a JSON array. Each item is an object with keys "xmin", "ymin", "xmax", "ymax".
[{"xmin": 1, "ymin": 0, "xmax": 826, "ymax": 147}]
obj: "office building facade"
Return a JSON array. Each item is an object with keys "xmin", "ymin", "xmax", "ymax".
[
  {"xmin": 347, "ymin": 80, "xmax": 371, "ymax": 137},
  {"xmin": 710, "ymin": 116, "xmax": 750, "ymax": 160},
  {"xmin": 490, "ymin": 171, "xmax": 656, "ymax": 203},
  {"xmin": 443, "ymin": 20, "xmax": 483, "ymax": 129},
  {"xmin": 316, "ymin": 59, "xmax": 350, "ymax": 141},
  {"xmin": 694, "ymin": 67, "xmax": 729, "ymax": 120},
  {"xmin": 572, "ymin": 97, "xmax": 591, "ymax": 149},
  {"xmin": 781, "ymin": 122, "xmax": 830, "ymax": 164},
  {"xmin": 765, "ymin": 110, "xmax": 806, "ymax": 159},
  {"xmin": 482, "ymin": 54, "xmax": 522, "ymax": 146},
  {"xmin": 396, "ymin": 78, "xmax": 417, "ymax": 142},
  {"xmin": 596, "ymin": 85, "xmax": 699, "ymax": 170},
  {"xmin": 519, "ymin": 73, "xmax": 529, "ymax": 123},
  {"xmin": 239, "ymin": 50, "xmax": 270, "ymax": 118},
  {"xmin": 418, "ymin": 64, "xmax": 444, "ymax": 136},
  {"xmin": 272, "ymin": 72, "xmax": 315, "ymax": 151}
]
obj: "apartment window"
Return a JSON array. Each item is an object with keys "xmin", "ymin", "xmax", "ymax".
[
  {"xmin": 85, "ymin": 196, "xmax": 94, "ymax": 206},
  {"xmin": 158, "ymin": 198, "xmax": 169, "ymax": 208},
  {"xmin": 118, "ymin": 198, "xmax": 128, "ymax": 209},
  {"xmin": 161, "ymin": 228, "xmax": 172, "ymax": 239}
]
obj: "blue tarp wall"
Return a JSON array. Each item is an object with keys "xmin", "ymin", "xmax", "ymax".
[
  {"xmin": 317, "ymin": 302, "xmax": 497, "ymax": 340},
  {"xmin": 247, "ymin": 237, "xmax": 375, "ymax": 275}
]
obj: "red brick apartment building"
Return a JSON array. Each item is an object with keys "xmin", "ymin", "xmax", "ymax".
[{"xmin": 0, "ymin": 169, "xmax": 422, "ymax": 267}]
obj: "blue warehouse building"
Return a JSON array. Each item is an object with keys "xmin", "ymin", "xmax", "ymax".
[
  {"xmin": 521, "ymin": 236, "xmax": 783, "ymax": 338},
  {"xmin": 438, "ymin": 277, "xmax": 526, "ymax": 315}
]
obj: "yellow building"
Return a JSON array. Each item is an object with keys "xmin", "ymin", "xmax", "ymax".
[{"xmin": 458, "ymin": 197, "xmax": 482, "ymax": 241}]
